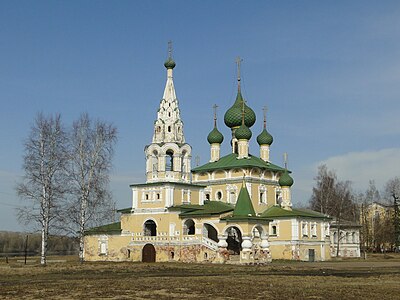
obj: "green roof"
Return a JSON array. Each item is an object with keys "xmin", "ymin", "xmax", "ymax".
[
  {"xmin": 256, "ymin": 128, "xmax": 273, "ymax": 145},
  {"xmin": 172, "ymin": 201, "xmax": 234, "ymax": 217},
  {"xmin": 84, "ymin": 222, "xmax": 122, "ymax": 235},
  {"xmin": 117, "ymin": 207, "xmax": 132, "ymax": 214},
  {"xmin": 279, "ymin": 169, "xmax": 294, "ymax": 187},
  {"xmin": 192, "ymin": 153, "xmax": 286, "ymax": 173},
  {"xmin": 232, "ymin": 185, "xmax": 256, "ymax": 217},
  {"xmin": 224, "ymin": 91, "xmax": 256, "ymax": 128},
  {"xmin": 207, "ymin": 126, "xmax": 224, "ymax": 144},
  {"xmin": 260, "ymin": 206, "xmax": 330, "ymax": 219}
]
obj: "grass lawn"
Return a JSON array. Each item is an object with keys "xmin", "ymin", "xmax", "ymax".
[{"xmin": 1, "ymin": 254, "xmax": 400, "ymax": 299}]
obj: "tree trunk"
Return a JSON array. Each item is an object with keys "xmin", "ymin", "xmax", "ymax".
[{"xmin": 79, "ymin": 196, "xmax": 87, "ymax": 263}]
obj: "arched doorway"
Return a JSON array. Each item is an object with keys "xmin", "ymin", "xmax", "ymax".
[
  {"xmin": 142, "ymin": 244, "xmax": 156, "ymax": 262},
  {"xmin": 226, "ymin": 226, "xmax": 242, "ymax": 255}
]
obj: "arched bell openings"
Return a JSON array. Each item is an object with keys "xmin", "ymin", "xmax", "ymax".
[
  {"xmin": 165, "ymin": 149, "xmax": 174, "ymax": 171},
  {"xmin": 152, "ymin": 150, "xmax": 159, "ymax": 172}
]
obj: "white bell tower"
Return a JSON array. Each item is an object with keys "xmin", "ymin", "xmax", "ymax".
[{"xmin": 144, "ymin": 42, "xmax": 192, "ymax": 183}]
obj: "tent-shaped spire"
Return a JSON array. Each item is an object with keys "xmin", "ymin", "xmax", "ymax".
[{"xmin": 232, "ymin": 181, "xmax": 256, "ymax": 217}]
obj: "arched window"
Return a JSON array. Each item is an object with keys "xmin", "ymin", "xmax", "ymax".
[
  {"xmin": 203, "ymin": 223, "xmax": 218, "ymax": 242},
  {"xmin": 216, "ymin": 191, "xmax": 222, "ymax": 200},
  {"xmin": 166, "ymin": 150, "xmax": 174, "ymax": 171},
  {"xmin": 144, "ymin": 220, "xmax": 157, "ymax": 236},
  {"xmin": 183, "ymin": 219, "xmax": 195, "ymax": 235},
  {"xmin": 152, "ymin": 151, "xmax": 158, "ymax": 172},
  {"xmin": 229, "ymin": 191, "xmax": 236, "ymax": 204}
]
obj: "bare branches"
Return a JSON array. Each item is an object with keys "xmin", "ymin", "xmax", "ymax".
[
  {"xmin": 310, "ymin": 165, "xmax": 356, "ymax": 221},
  {"xmin": 66, "ymin": 113, "xmax": 117, "ymax": 262},
  {"xmin": 16, "ymin": 113, "xmax": 68, "ymax": 265},
  {"xmin": 16, "ymin": 112, "xmax": 117, "ymax": 263}
]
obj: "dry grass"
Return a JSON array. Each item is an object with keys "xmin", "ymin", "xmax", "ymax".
[{"xmin": 1, "ymin": 254, "xmax": 400, "ymax": 299}]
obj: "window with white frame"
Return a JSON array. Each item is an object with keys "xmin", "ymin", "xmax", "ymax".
[
  {"xmin": 311, "ymin": 223, "xmax": 317, "ymax": 237},
  {"xmin": 226, "ymin": 185, "xmax": 237, "ymax": 204},
  {"xmin": 301, "ymin": 222, "xmax": 309, "ymax": 237},
  {"xmin": 324, "ymin": 224, "xmax": 330, "ymax": 236},
  {"xmin": 182, "ymin": 189, "xmax": 190, "ymax": 203},
  {"xmin": 259, "ymin": 185, "xmax": 267, "ymax": 204},
  {"xmin": 99, "ymin": 238, "xmax": 108, "ymax": 255},
  {"xmin": 270, "ymin": 222, "xmax": 278, "ymax": 236}
]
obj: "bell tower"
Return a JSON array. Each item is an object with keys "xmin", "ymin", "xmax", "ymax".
[{"xmin": 144, "ymin": 42, "xmax": 192, "ymax": 183}]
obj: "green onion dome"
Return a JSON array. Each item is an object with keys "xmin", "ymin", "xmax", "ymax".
[
  {"xmin": 207, "ymin": 127, "xmax": 224, "ymax": 144},
  {"xmin": 256, "ymin": 128, "xmax": 273, "ymax": 146},
  {"xmin": 235, "ymin": 124, "xmax": 252, "ymax": 140},
  {"xmin": 279, "ymin": 169, "xmax": 294, "ymax": 187},
  {"xmin": 164, "ymin": 57, "xmax": 176, "ymax": 69},
  {"xmin": 224, "ymin": 92, "xmax": 256, "ymax": 128}
]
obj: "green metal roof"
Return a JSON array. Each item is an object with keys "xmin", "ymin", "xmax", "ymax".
[
  {"xmin": 84, "ymin": 222, "xmax": 122, "ymax": 235},
  {"xmin": 260, "ymin": 206, "xmax": 330, "ymax": 219},
  {"xmin": 172, "ymin": 201, "xmax": 234, "ymax": 217},
  {"xmin": 279, "ymin": 169, "xmax": 294, "ymax": 187},
  {"xmin": 192, "ymin": 153, "xmax": 286, "ymax": 173},
  {"xmin": 224, "ymin": 91, "xmax": 256, "ymax": 128},
  {"xmin": 232, "ymin": 185, "xmax": 256, "ymax": 217},
  {"xmin": 117, "ymin": 207, "xmax": 132, "ymax": 214},
  {"xmin": 207, "ymin": 126, "xmax": 224, "ymax": 144},
  {"xmin": 256, "ymin": 128, "xmax": 273, "ymax": 146}
]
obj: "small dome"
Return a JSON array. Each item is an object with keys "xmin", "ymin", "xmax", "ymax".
[
  {"xmin": 257, "ymin": 128, "xmax": 273, "ymax": 145},
  {"xmin": 207, "ymin": 127, "xmax": 224, "ymax": 144},
  {"xmin": 224, "ymin": 92, "xmax": 256, "ymax": 128},
  {"xmin": 279, "ymin": 170, "xmax": 294, "ymax": 187},
  {"xmin": 235, "ymin": 124, "xmax": 252, "ymax": 140},
  {"xmin": 164, "ymin": 57, "xmax": 176, "ymax": 69}
]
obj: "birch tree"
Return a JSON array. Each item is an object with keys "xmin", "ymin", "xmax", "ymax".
[
  {"xmin": 66, "ymin": 113, "xmax": 117, "ymax": 262},
  {"xmin": 16, "ymin": 113, "xmax": 68, "ymax": 265}
]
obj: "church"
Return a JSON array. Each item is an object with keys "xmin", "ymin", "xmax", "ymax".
[{"xmin": 83, "ymin": 48, "xmax": 332, "ymax": 263}]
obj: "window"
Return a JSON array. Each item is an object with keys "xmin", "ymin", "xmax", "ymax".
[
  {"xmin": 144, "ymin": 220, "xmax": 157, "ymax": 236},
  {"xmin": 168, "ymin": 126, "xmax": 171, "ymax": 132},
  {"xmin": 183, "ymin": 219, "xmax": 195, "ymax": 235},
  {"xmin": 182, "ymin": 190, "xmax": 190, "ymax": 203},
  {"xmin": 166, "ymin": 150, "xmax": 174, "ymax": 171},
  {"xmin": 311, "ymin": 223, "xmax": 317, "ymax": 237},
  {"xmin": 229, "ymin": 191, "xmax": 236, "ymax": 204},
  {"xmin": 205, "ymin": 193, "xmax": 210, "ymax": 201},
  {"xmin": 100, "ymin": 242, "xmax": 107, "ymax": 255},
  {"xmin": 271, "ymin": 225, "xmax": 277, "ymax": 235},
  {"xmin": 259, "ymin": 185, "xmax": 267, "ymax": 204},
  {"xmin": 145, "ymin": 194, "xmax": 149, "ymax": 200},
  {"xmin": 216, "ymin": 191, "xmax": 222, "ymax": 200},
  {"xmin": 302, "ymin": 222, "xmax": 308, "ymax": 237},
  {"xmin": 156, "ymin": 193, "xmax": 160, "ymax": 200}
]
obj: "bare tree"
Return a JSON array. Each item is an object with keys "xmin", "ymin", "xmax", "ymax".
[
  {"xmin": 310, "ymin": 165, "xmax": 356, "ymax": 256},
  {"xmin": 358, "ymin": 181, "xmax": 381, "ymax": 251},
  {"xmin": 16, "ymin": 113, "xmax": 68, "ymax": 265},
  {"xmin": 66, "ymin": 113, "xmax": 117, "ymax": 262},
  {"xmin": 384, "ymin": 177, "xmax": 400, "ymax": 251}
]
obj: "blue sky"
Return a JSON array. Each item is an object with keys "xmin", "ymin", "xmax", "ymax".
[{"xmin": 1, "ymin": 1, "xmax": 399, "ymax": 231}]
